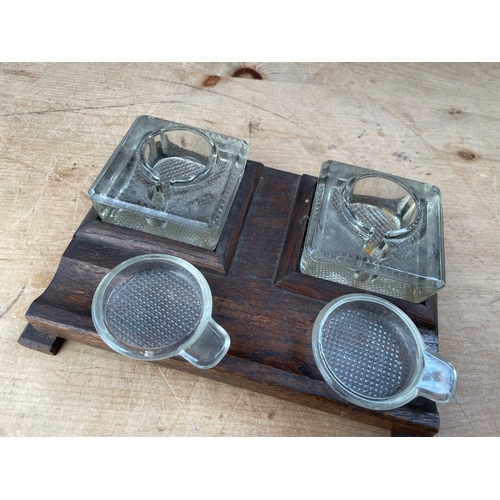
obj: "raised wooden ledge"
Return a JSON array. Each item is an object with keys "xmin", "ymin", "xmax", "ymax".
[{"xmin": 20, "ymin": 161, "xmax": 442, "ymax": 436}]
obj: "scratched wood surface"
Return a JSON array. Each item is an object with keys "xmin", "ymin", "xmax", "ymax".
[{"xmin": 1, "ymin": 62, "xmax": 499, "ymax": 437}]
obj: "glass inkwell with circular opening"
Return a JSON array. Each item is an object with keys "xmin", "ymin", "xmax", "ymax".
[
  {"xmin": 300, "ymin": 160, "xmax": 445, "ymax": 302},
  {"xmin": 88, "ymin": 116, "xmax": 249, "ymax": 250}
]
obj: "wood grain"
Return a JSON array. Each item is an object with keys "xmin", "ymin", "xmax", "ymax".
[{"xmin": 1, "ymin": 62, "xmax": 500, "ymax": 436}]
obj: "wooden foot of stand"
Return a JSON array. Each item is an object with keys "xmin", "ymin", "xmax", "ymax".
[
  {"xmin": 18, "ymin": 324, "xmax": 65, "ymax": 355},
  {"xmin": 20, "ymin": 161, "xmax": 441, "ymax": 436}
]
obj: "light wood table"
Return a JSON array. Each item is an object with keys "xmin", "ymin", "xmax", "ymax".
[{"xmin": 1, "ymin": 62, "xmax": 498, "ymax": 436}]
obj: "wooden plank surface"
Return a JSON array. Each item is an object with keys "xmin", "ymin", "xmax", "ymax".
[{"xmin": 1, "ymin": 62, "xmax": 499, "ymax": 436}]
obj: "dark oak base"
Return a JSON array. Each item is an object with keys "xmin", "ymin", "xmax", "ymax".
[{"xmin": 20, "ymin": 161, "xmax": 441, "ymax": 436}]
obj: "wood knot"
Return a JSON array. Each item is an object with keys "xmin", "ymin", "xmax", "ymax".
[
  {"xmin": 203, "ymin": 75, "xmax": 221, "ymax": 87},
  {"xmin": 449, "ymin": 109, "xmax": 463, "ymax": 116},
  {"xmin": 232, "ymin": 67, "xmax": 263, "ymax": 80},
  {"xmin": 458, "ymin": 150, "xmax": 477, "ymax": 161}
]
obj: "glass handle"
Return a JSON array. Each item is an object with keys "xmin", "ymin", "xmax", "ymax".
[
  {"xmin": 181, "ymin": 319, "xmax": 230, "ymax": 369},
  {"xmin": 417, "ymin": 351, "xmax": 457, "ymax": 403}
]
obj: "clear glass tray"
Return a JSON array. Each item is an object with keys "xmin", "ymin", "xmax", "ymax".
[
  {"xmin": 300, "ymin": 160, "xmax": 445, "ymax": 302},
  {"xmin": 88, "ymin": 116, "xmax": 249, "ymax": 250}
]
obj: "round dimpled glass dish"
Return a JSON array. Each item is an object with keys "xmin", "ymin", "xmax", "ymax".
[
  {"xmin": 92, "ymin": 254, "xmax": 230, "ymax": 369},
  {"xmin": 312, "ymin": 294, "xmax": 457, "ymax": 410}
]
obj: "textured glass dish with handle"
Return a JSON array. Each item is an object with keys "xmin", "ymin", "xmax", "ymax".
[
  {"xmin": 312, "ymin": 294, "xmax": 457, "ymax": 410},
  {"xmin": 92, "ymin": 254, "xmax": 230, "ymax": 369},
  {"xmin": 300, "ymin": 160, "xmax": 445, "ymax": 303},
  {"xmin": 88, "ymin": 116, "xmax": 249, "ymax": 250}
]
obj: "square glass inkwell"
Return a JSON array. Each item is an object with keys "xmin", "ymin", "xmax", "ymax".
[
  {"xmin": 88, "ymin": 116, "xmax": 249, "ymax": 250},
  {"xmin": 300, "ymin": 161, "xmax": 445, "ymax": 303}
]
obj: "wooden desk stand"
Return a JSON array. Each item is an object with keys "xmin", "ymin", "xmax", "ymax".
[{"xmin": 19, "ymin": 161, "xmax": 441, "ymax": 436}]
